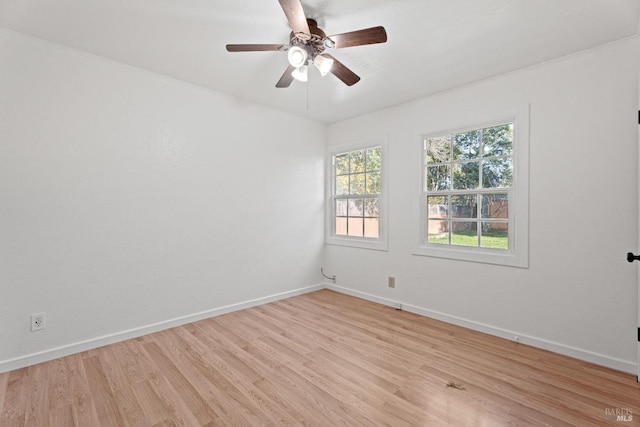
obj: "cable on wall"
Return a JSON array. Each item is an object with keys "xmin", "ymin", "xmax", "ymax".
[{"xmin": 321, "ymin": 268, "xmax": 336, "ymax": 283}]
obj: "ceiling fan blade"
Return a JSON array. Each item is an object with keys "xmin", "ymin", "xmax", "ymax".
[
  {"xmin": 327, "ymin": 26, "xmax": 387, "ymax": 49},
  {"xmin": 226, "ymin": 44, "xmax": 287, "ymax": 52},
  {"xmin": 278, "ymin": 0, "xmax": 310, "ymax": 39},
  {"xmin": 323, "ymin": 54, "xmax": 360, "ymax": 86},
  {"xmin": 276, "ymin": 65, "xmax": 296, "ymax": 88}
]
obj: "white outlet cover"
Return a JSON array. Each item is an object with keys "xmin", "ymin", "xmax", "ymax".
[{"xmin": 31, "ymin": 313, "xmax": 46, "ymax": 331}]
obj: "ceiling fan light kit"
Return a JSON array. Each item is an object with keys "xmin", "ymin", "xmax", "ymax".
[
  {"xmin": 287, "ymin": 45, "xmax": 308, "ymax": 68},
  {"xmin": 225, "ymin": 0, "xmax": 387, "ymax": 88},
  {"xmin": 291, "ymin": 64, "xmax": 309, "ymax": 82},
  {"xmin": 313, "ymin": 54, "xmax": 333, "ymax": 77}
]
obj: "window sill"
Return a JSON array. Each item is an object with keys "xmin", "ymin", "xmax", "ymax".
[
  {"xmin": 413, "ymin": 244, "xmax": 528, "ymax": 268},
  {"xmin": 326, "ymin": 236, "xmax": 388, "ymax": 251}
]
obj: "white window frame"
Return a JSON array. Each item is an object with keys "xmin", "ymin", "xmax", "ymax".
[
  {"xmin": 414, "ymin": 105, "xmax": 529, "ymax": 268},
  {"xmin": 326, "ymin": 136, "xmax": 388, "ymax": 251}
]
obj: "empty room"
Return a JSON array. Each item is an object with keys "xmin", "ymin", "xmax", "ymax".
[{"xmin": 1, "ymin": 0, "xmax": 640, "ymax": 425}]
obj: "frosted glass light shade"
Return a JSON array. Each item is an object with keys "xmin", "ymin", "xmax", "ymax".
[
  {"xmin": 287, "ymin": 46, "xmax": 308, "ymax": 68},
  {"xmin": 314, "ymin": 55, "xmax": 334, "ymax": 77},
  {"xmin": 291, "ymin": 65, "xmax": 308, "ymax": 82}
]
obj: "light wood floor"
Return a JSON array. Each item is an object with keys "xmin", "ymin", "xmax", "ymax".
[{"xmin": 1, "ymin": 290, "xmax": 639, "ymax": 426}]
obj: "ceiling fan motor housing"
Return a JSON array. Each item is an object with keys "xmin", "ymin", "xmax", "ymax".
[{"xmin": 289, "ymin": 19, "xmax": 330, "ymax": 63}]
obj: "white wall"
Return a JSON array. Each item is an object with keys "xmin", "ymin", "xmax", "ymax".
[
  {"xmin": 2, "ymin": 28, "xmax": 638, "ymax": 376},
  {"xmin": 0, "ymin": 30, "xmax": 325, "ymax": 371},
  {"xmin": 326, "ymin": 37, "xmax": 640, "ymax": 373}
]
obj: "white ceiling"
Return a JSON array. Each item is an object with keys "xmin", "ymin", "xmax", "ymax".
[{"xmin": 1, "ymin": 0, "xmax": 639, "ymax": 123}]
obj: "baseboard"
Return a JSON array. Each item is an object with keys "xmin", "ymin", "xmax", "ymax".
[
  {"xmin": 4, "ymin": 282, "xmax": 636, "ymax": 376},
  {"xmin": 0, "ymin": 283, "xmax": 325, "ymax": 374},
  {"xmin": 326, "ymin": 284, "xmax": 638, "ymax": 375},
  {"xmin": 325, "ymin": 283, "xmax": 403, "ymax": 309}
]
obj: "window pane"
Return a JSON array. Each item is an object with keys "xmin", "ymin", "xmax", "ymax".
[
  {"xmin": 451, "ymin": 195, "xmax": 477, "ymax": 218},
  {"xmin": 335, "ymin": 154, "xmax": 349, "ymax": 175},
  {"xmin": 427, "ymin": 196, "xmax": 448, "ymax": 219},
  {"xmin": 331, "ymin": 144, "xmax": 385, "ymax": 246},
  {"xmin": 419, "ymin": 115, "xmax": 525, "ymax": 262},
  {"xmin": 483, "ymin": 158, "xmax": 513, "ymax": 188},
  {"xmin": 366, "ymin": 171, "xmax": 381, "ymax": 194},
  {"xmin": 427, "ymin": 220, "xmax": 449, "ymax": 244},
  {"xmin": 336, "ymin": 175, "xmax": 349, "ymax": 195},
  {"xmin": 350, "ymin": 150, "xmax": 365, "ymax": 173},
  {"xmin": 481, "ymin": 222, "xmax": 508, "ymax": 249},
  {"xmin": 483, "ymin": 124, "xmax": 513, "ymax": 157},
  {"xmin": 427, "ymin": 165, "xmax": 450, "ymax": 191},
  {"xmin": 453, "ymin": 130, "xmax": 480, "ymax": 160},
  {"xmin": 453, "ymin": 162, "xmax": 479, "ymax": 190},
  {"xmin": 482, "ymin": 194, "xmax": 508, "ymax": 219},
  {"xmin": 364, "ymin": 198, "xmax": 379, "ymax": 217},
  {"xmin": 347, "ymin": 218, "xmax": 364, "ymax": 237},
  {"xmin": 451, "ymin": 221, "xmax": 478, "ymax": 246},
  {"xmin": 366, "ymin": 147, "xmax": 381, "ymax": 171},
  {"xmin": 426, "ymin": 136, "xmax": 451, "ymax": 163},
  {"xmin": 364, "ymin": 218, "xmax": 379, "ymax": 238},
  {"xmin": 348, "ymin": 198, "xmax": 363, "ymax": 216},
  {"xmin": 350, "ymin": 173, "xmax": 365, "ymax": 194}
]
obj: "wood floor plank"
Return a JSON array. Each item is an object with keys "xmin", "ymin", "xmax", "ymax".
[
  {"xmin": 298, "ymin": 359, "xmax": 411, "ymax": 427},
  {"xmin": 66, "ymin": 353, "xmax": 101, "ymax": 427},
  {"xmin": 49, "ymin": 404, "xmax": 75, "ymax": 427},
  {"xmin": 48, "ymin": 358, "xmax": 71, "ymax": 411},
  {"xmin": 253, "ymin": 303, "xmax": 337, "ymax": 349},
  {"xmin": 99, "ymin": 344, "xmax": 150, "ymax": 427},
  {"xmin": 141, "ymin": 340, "xmax": 219, "ymax": 426},
  {"xmin": 188, "ymin": 321, "xmax": 282, "ymax": 380},
  {"xmin": 24, "ymin": 363, "xmax": 51, "ymax": 427},
  {"xmin": 130, "ymin": 380, "xmax": 169, "ymax": 426},
  {"xmin": 184, "ymin": 327, "xmax": 263, "ymax": 385},
  {"xmin": 114, "ymin": 340, "xmax": 151, "ymax": 386},
  {"xmin": 160, "ymin": 327, "xmax": 279, "ymax": 426},
  {"xmin": 2, "ymin": 289, "xmax": 639, "ymax": 426},
  {"xmin": 178, "ymin": 328, "xmax": 296, "ymax": 425},
  {"xmin": 1, "ymin": 368, "xmax": 29, "ymax": 426},
  {"xmin": 156, "ymin": 327, "xmax": 271, "ymax": 426},
  {"xmin": 132, "ymin": 350, "xmax": 203, "ymax": 427},
  {"xmin": 252, "ymin": 373, "xmax": 339, "ymax": 426},
  {"xmin": 0, "ymin": 371, "xmax": 8, "ymax": 419},
  {"xmin": 82, "ymin": 356, "xmax": 127, "ymax": 427}
]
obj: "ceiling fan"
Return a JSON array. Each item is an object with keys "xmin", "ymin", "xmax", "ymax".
[{"xmin": 226, "ymin": 0, "xmax": 387, "ymax": 88}]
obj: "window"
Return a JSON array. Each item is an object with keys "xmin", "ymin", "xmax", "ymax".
[
  {"xmin": 326, "ymin": 137, "xmax": 387, "ymax": 250},
  {"xmin": 415, "ymin": 106, "xmax": 529, "ymax": 267},
  {"xmin": 425, "ymin": 123, "xmax": 512, "ymax": 248}
]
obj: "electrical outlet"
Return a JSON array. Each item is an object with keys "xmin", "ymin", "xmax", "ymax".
[
  {"xmin": 31, "ymin": 313, "xmax": 45, "ymax": 331},
  {"xmin": 388, "ymin": 276, "xmax": 395, "ymax": 288}
]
